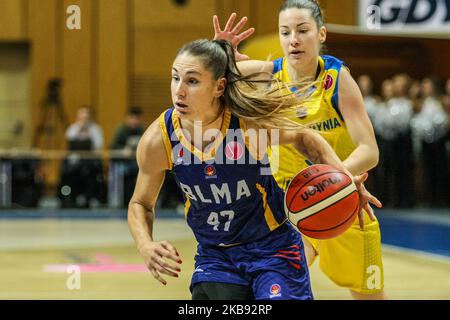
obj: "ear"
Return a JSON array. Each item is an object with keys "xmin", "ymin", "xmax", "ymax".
[
  {"xmin": 215, "ymin": 77, "xmax": 227, "ymax": 97},
  {"xmin": 319, "ymin": 26, "xmax": 327, "ymax": 44}
]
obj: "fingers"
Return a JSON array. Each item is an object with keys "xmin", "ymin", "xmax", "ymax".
[
  {"xmin": 235, "ymin": 53, "xmax": 250, "ymax": 61},
  {"xmin": 160, "ymin": 241, "xmax": 183, "ymax": 264},
  {"xmin": 236, "ymin": 27, "xmax": 255, "ymax": 42},
  {"xmin": 358, "ymin": 209, "xmax": 364, "ymax": 230},
  {"xmin": 150, "ymin": 268, "xmax": 167, "ymax": 286},
  {"xmin": 353, "ymin": 172, "xmax": 368, "ymax": 185},
  {"xmin": 224, "ymin": 12, "xmax": 237, "ymax": 32},
  {"xmin": 231, "ymin": 16, "xmax": 248, "ymax": 34},
  {"xmin": 360, "ymin": 172, "xmax": 369, "ymax": 182},
  {"xmin": 360, "ymin": 185, "xmax": 383, "ymax": 209},
  {"xmin": 152, "ymin": 256, "xmax": 180, "ymax": 277},
  {"xmin": 148, "ymin": 252, "xmax": 181, "ymax": 285},
  {"xmin": 364, "ymin": 203, "xmax": 377, "ymax": 221},
  {"xmin": 369, "ymin": 194, "xmax": 383, "ymax": 208},
  {"xmin": 213, "ymin": 15, "xmax": 221, "ymax": 33},
  {"xmin": 145, "ymin": 241, "xmax": 183, "ymax": 286}
]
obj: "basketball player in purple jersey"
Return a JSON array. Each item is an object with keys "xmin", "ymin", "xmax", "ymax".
[{"xmin": 128, "ymin": 39, "xmax": 381, "ymax": 300}]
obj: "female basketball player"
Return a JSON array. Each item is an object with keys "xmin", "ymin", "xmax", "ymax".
[
  {"xmin": 213, "ymin": 0, "xmax": 385, "ymax": 299},
  {"xmin": 127, "ymin": 39, "xmax": 381, "ymax": 300}
]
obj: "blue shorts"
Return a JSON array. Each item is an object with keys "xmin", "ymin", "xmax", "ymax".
[{"xmin": 191, "ymin": 223, "xmax": 313, "ymax": 300}]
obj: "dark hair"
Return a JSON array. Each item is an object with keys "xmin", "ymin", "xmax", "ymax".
[
  {"xmin": 280, "ymin": 0, "xmax": 324, "ymax": 28},
  {"xmin": 175, "ymin": 39, "xmax": 314, "ymax": 129},
  {"xmin": 177, "ymin": 39, "xmax": 235, "ymax": 80},
  {"xmin": 128, "ymin": 106, "xmax": 142, "ymax": 116},
  {"xmin": 177, "ymin": 39, "xmax": 241, "ymax": 109}
]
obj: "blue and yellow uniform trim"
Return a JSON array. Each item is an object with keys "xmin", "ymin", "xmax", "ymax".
[
  {"xmin": 271, "ymin": 55, "xmax": 384, "ymax": 294},
  {"xmin": 159, "ymin": 107, "xmax": 287, "ymax": 247}
]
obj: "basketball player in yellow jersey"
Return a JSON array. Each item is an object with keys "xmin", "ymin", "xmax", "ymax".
[{"xmin": 213, "ymin": 0, "xmax": 385, "ymax": 299}]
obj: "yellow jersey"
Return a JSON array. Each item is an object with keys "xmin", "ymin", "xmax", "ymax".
[{"xmin": 270, "ymin": 55, "xmax": 357, "ymax": 190}]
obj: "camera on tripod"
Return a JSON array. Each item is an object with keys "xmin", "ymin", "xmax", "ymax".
[{"xmin": 46, "ymin": 78, "xmax": 62, "ymax": 105}]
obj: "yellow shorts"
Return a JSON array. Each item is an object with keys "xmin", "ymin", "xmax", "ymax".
[{"xmin": 303, "ymin": 210, "xmax": 384, "ymax": 294}]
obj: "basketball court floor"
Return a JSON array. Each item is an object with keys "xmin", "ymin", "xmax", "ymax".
[{"xmin": 0, "ymin": 209, "xmax": 449, "ymax": 300}]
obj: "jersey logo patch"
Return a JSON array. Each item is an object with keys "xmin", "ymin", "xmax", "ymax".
[
  {"xmin": 269, "ymin": 284, "xmax": 282, "ymax": 298},
  {"xmin": 324, "ymin": 74, "xmax": 334, "ymax": 90},
  {"xmin": 296, "ymin": 106, "xmax": 308, "ymax": 119},
  {"xmin": 176, "ymin": 147, "xmax": 184, "ymax": 164},
  {"xmin": 204, "ymin": 164, "xmax": 217, "ymax": 179}
]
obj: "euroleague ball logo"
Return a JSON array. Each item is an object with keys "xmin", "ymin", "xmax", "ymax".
[
  {"xmin": 324, "ymin": 74, "xmax": 334, "ymax": 90},
  {"xmin": 269, "ymin": 284, "xmax": 282, "ymax": 298},
  {"xmin": 225, "ymin": 141, "xmax": 244, "ymax": 161}
]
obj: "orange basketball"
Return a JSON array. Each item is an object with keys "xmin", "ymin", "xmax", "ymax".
[{"xmin": 285, "ymin": 164, "xmax": 359, "ymax": 239}]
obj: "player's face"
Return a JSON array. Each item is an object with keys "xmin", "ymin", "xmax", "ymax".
[
  {"xmin": 171, "ymin": 53, "xmax": 224, "ymax": 121},
  {"xmin": 421, "ymin": 78, "xmax": 434, "ymax": 97},
  {"xmin": 77, "ymin": 107, "xmax": 91, "ymax": 124},
  {"xmin": 278, "ymin": 8, "xmax": 326, "ymax": 70},
  {"xmin": 381, "ymin": 80, "xmax": 394, "ymax": 100}
]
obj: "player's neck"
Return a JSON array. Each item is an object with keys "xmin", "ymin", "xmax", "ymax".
[
  {"xmin": 180, "ymin": 106, "xmax": 225, "ymax": 151},
  {"xmin": 287, "ymin": 57, "xmax": 320, "ymax": 81}
]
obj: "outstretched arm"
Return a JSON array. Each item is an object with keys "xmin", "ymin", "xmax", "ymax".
[{"xmin": 128, "ymin": 118, "xmax": 182, "ymax": 285}]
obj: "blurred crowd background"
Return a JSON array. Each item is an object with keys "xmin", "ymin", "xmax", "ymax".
[
  {"xmin": 0, "ymin": 0, "xmax": 449, "ymax": 211},
  {"xmin": 358, "ymin": 74, "xmax": 450, "ymax": 208}
]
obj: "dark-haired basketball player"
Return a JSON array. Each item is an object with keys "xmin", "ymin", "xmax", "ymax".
[{"xmin": 128, "ymin": 38, "xmax": 380, "ymax": 300}]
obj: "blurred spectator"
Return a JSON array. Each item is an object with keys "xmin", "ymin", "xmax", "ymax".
[
  {"xmin": 373, "ymin": 79, "xmax": 393, "ymax": 206},
  {"xmin": 111, "ymin": 106, "xmax": 144, "ymax": 152},
  {"xmin": 110, "ymin": 106, "xmax": 145, "ymax": 207},
  {"xmin": 409, "ymin": 80, "xmax": 423, "ymax": 115},
  {"xmin": 372, "ymin": 79, "xmax": 395, "ymax": 138},
  {"xmin": 66, "ymin": 106, "xmax": 103, "ymax": 150},
  {"xmin": 443, "ymin": 78, "xmax": 450, "ymax": 123},
  {"xmin": 58, "ymin": 106, "xmax": 106, "ymax": 208},
  {"xmin": 357, "ymin": 74, "xmax": 380, "ymax": 122},
  {"xmin": 377, "ymin": 74, "xmax": 415, "ymax": 207},
  {"xmin": 411, "ymin": 76, "xmax": 449, "ymax": 207}
]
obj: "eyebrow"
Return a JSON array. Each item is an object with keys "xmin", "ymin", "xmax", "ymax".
[
  {"xmin": 172, "ymin": 67, "xmax": 202, "ymax": 75},
  {"xmin": 279, "ymin": 23, "xmax": 309, "ymax": 28}
]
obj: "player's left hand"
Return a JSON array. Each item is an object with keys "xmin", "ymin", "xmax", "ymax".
[
  {"xmin": 353, "ymin": 172, "xmax": 382, "ymax": 230},
  {"xmin": 213, "ymin": 13, "xmax": 255, "ymax": 61}
]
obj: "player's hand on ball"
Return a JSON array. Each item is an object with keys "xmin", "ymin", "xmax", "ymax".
[
  {"xmin": 353, "ymin": 172, "xmax": 382, "ymax": 230},
  {"xmin": 213, "ymin": 13, "xmax": 255, "ymax": 61},
  {"xmin": 140, "ymin": 240, "xmax": 182, "ymax": 285}
]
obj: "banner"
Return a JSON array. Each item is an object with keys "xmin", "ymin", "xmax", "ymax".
[{"xmin": 359, "ymin": 0, "xmax": 450, "ymax": 32}]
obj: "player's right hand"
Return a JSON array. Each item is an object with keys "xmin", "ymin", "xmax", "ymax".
[
  {"xmin": 140, "ymin": 240, "xmax": 182, "ymax": 285},
  {"xmin": 353, "ymin": 172, "xmax": 383, "ymax": 230},
  {"xmin": 213, "ymin": 13, "xmax": 255, "ymax": 61}
]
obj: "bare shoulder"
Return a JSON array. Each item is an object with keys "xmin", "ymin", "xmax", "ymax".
[
  {"xmin": 338, "ymin": 67, "xmax": 360, "ymax": 93},
  {"xmin": 137, "ymin": 116, "xmax": 170, "ymax": 173}
]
